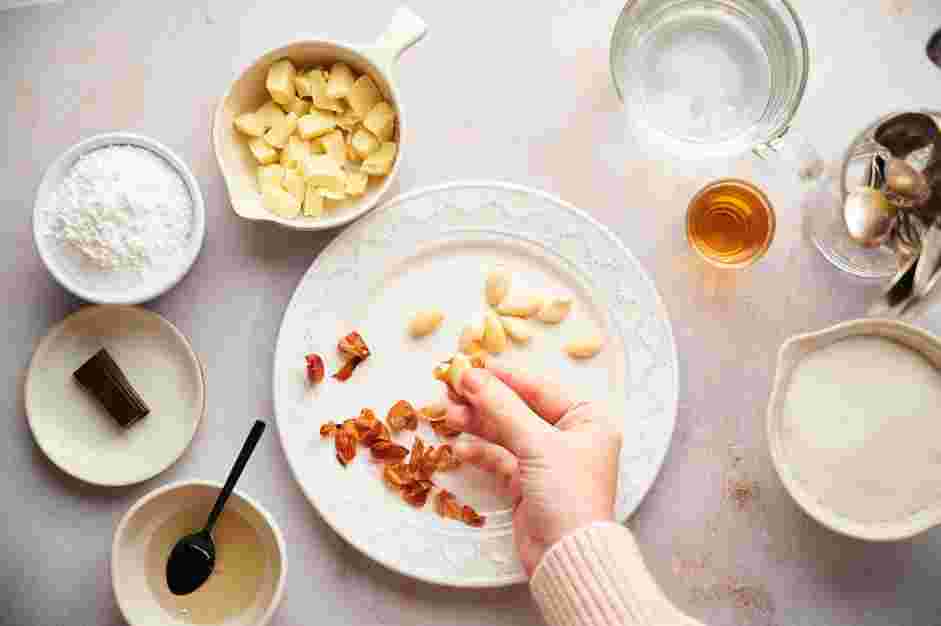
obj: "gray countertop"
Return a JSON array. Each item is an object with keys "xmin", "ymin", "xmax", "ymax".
[{"xmin": 4, "ymin": 1, "xmax": 941, "ymax": 625}]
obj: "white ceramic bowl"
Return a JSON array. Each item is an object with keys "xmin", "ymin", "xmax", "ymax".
[
  {"xmin": 767, "ymin": 318, "xmax": 941, "ymax": 541},
  {"xmin": 33, "ymin": 132, "xmax": 206, "ymax": 305},
  {"xmin": 112, "ymin": 481, "xmax": 287, "ymax": 626},
  {"xmin": 212, "ymin": 6, "xmax": 427, "ymax": 231}
]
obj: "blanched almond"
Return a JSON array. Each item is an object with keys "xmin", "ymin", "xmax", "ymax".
[
  {"xmin": 448, "ymin": 353, "xmax": 472, "ymax": 391},
  {"xmin": 536, "ymin": 296, "xmax": 572, "ymax": 324},
  {"xmin": 485, "ymin": 267, "xmax": 511, "ymax": 307},
  {"xmin": 482, "ymin": 312, "xmax": 507, "ymax": 354},
  {"xmin": 500, "ymin": 316, "xmax": 532, "ymax": 344},
  {"xmin": 458, "ymin": 316, "xmax": 485, "ymax": 354},
  {"xmin": 564, "ymin": 333, "xmax": 603, "ymax": 359},
  {"xmin": 408, "ymin": 309, "xmax": 444, "ymax": 338},
  {"xmin": 496, "ymin": 291, "xmax": 544, "ymax": 318}
]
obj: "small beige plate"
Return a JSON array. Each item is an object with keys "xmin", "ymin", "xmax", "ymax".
[{"xmin": 25, "ymin": 305, "xmax": 205, "ymax": 486}]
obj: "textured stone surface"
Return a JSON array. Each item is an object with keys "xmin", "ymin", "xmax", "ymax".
[{"xmin": 3, "ymin": 1, "xmax": 941, "ymax": 625}]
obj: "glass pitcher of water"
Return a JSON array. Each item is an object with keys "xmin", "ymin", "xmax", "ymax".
[{"xmin": 611, "ymin": 0, "xmax": 817, "ymax": 173}]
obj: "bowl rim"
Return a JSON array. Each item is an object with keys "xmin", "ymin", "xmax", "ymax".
[
  {"xmin": 111, "ymin": 479, "xmax": 288, "ymax": 626},
  {"xmin": 212, "ymin": 38, "xmax": 405, "ymax": 232},
  {"xmin": 32, "ymin": 131, "xmax": 207, "ymax": 305},
  {"xmin": 766, "ymin": 317, "xmax": 941, "ymax": 541},
  {"xmin": 23, "ymin": 304, "xmax": 207, "ymax": 487}
]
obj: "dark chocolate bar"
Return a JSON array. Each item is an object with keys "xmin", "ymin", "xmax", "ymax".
[{"xmin": 73, "ymin": 349, "xmax": 150, "ymax": 428}]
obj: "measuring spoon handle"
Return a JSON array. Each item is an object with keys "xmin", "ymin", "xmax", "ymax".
[{"xmin": 205, "ymin": 420, "xmax": 266, "ymax": 532}]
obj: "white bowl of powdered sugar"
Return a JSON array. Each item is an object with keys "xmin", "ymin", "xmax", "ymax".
[{"xmin": 33, "ymin": 132, "xmax": 206, "ymax": 304}]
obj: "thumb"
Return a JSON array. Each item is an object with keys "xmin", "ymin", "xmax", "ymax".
[{"xmin": 458, "ymin": 367, "xmax": 553, "ymax": 457}]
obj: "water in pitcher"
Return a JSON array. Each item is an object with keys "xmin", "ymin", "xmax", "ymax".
[{"xmin": 612, "ymin": 0, "xmax": 805, "ymax": 157}]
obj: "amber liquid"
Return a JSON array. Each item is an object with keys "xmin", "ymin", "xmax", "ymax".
[{"xmin": 686, "ymin": 179, "xmax": 775, "ymax": 268}]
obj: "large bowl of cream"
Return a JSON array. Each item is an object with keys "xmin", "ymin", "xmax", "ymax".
[{"xmin": 767, "ymin": 318, "xmax": 941, "ymax": 541}]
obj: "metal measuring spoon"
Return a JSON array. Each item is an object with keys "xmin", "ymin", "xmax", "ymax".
[
  {"xmin": 844, "ymin": 154, "xmax": 897, "ymax": 246},
  {"xmin": 869, "ymin": 252, "xmax": 920, "ymax": 318},
  {"xmin": 913, "ymin": 218, "xmax": 941, "ymax": 299},
  {"xmin": 874, "ymin": 112, "xmax": 940, "ymax": 159},
  {"xmin": 166, "ymin": 420, "xmax": 266, "ymax": 595},
  {"xmin": 883, "ymin": 156, "xmax": 933, "ymax": 208},
  {"xmin": 928, "ymin": 28, "xmax": 941, "ymax": 69}
]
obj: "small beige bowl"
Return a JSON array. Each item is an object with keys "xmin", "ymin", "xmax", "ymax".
[
  {"xmin": 112, "ymin": 480, "xmax": 287, "ymax": 626},
  {"xmin": 767, "ymin": 318, "xmax": 941, "ymax": 541},
  {"xmin": 212, "ymin": 6, "xmax": 427, "ymax": 231}
]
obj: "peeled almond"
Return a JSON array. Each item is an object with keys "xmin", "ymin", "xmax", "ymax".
[
  {"xmin": 485, "ymin": 267, "xmax": 511, "ymax": 307},
  {"xmin": 233, "ymin": 112, "xmax": 265, "ymax": 137},
  {"xmin": 320, "ymin": 130, "xmax": 346, "ymax": 165},
  {"xmin": 282, "ymin": 168, "xmax": 305, "ymax": 202},
  {"xmin": 257, "ymin": 164, "xmax": 285, "ymax": 189},
  {"xmin": 255, "ymin": 101, "xmax": 285, "ymax": 129},
  {"xmin": 482, "ymin": 312, "xmax": 508, "ymax": 354},
  {"xmin": 458, "ymin": 316, "xmax": 485, "ymax": 354},
  {"xmin": 326, "ymin": 62, "xmax": 355, "ymax": 99},
  {"xmin": 408, "ymin": 310, "xmax": 444, "ymax": 338},
  {"xmin": 361, "ymin": 142, "xmax": 397, "ymax": 176},
  {"xmin": 536, "ymin": 297, "xmax": 572, "ymax": 324},
  {"xmin": 363, "ymin": 101, "xmax": 396, "ymax": 141},
  {"xmin": 248, "ymin": 137, "xmax": 278, "ymax": 164},
  {"xmin": 262, "ymin": 183, "xmax": 301, "ymax": 218},
  {"xmin": 303, "ymin": 182, "xmax": 324, "ymax": 217},
  {"xmin": 284, "ymin": 97, "xmax": 310, "ymax": 117},
  {"xmin": 306, "ymin": 69, "xmax": 345, "ymax": 113},
  {"xmin": 496, "ymin": 291, "xmax": 543, "ymax": 318},
  {"xmin": 564, "ymin": 333, "xmax": 603, "ymax": 359},
  {"xmin": 448, "ymin": 353, "xmax": 472, "ymax": 391},
  {"xmin": 266, "ymin": 59, "xmax": 297, "ymax": 105},
  {"xmin": 347, "ymin": 75, "xmax": 382, "ymax": 117},
  {"xmin": 263, "ymin": 112, "xmax": 298, "ymax": 149},
  {"xmin": 345, "ymin": 170, "xmax": 369, "ymax": 196},
  {"xmin": 500, "ymin": 316, "xmax": 532, "ymax": 344}
]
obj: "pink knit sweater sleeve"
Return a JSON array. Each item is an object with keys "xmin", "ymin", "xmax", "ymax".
[{"xmin": 529, "ymin": 522, "xmax": 704, "ymax": 626}]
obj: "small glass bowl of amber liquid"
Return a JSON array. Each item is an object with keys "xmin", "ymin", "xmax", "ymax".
[{"xmin": 686, "ymin": 179, "xmax": 776, "ymax": 268}]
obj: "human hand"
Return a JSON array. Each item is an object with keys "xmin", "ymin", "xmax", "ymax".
[{"xmin": 444, "ymin": 363, "xmax": 622, "ymax": 575}]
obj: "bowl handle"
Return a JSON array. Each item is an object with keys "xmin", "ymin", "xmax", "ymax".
[{"xmin": 366, "ymin": 6, "xmax": 428, "ymax": 77}]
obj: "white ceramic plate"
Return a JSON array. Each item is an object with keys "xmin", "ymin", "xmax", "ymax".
[
  {"xmin": 25, "ymin": 305, "xmax": 205, "ymax": 486},
  {"xmin": 273, "ymin": 181, "xmax": 678, "ymax": 586}
]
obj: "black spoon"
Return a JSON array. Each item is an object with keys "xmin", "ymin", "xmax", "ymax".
[
  {"xmin": 928, "ymin": 27, "xmax": 941, "ymax": 69},
  {"xmin": 166, "ymin": 420, "xmax": 266, "ymax": 595}
]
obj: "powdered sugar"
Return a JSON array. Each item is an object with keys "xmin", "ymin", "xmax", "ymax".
[
  {"xmin": 40, "ymin": 144, "xmax": 196, "ymax": 295},
  {"xmin": 46, "ymin": 145, "xmax": 192, "ymax": 270}
]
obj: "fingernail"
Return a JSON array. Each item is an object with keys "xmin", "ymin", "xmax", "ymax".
[{"xmin": 461, "ymin": 367, "xmax": 485, "ymax": 394}]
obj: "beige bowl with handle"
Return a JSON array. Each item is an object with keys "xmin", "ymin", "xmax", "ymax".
[
  {"xmin": 212, "ymin": 6, "xmax": 427, "ymax": 231},
  {"xmin": 767, "ymin": 318, "xmax": 941, "ymax": 541}
]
